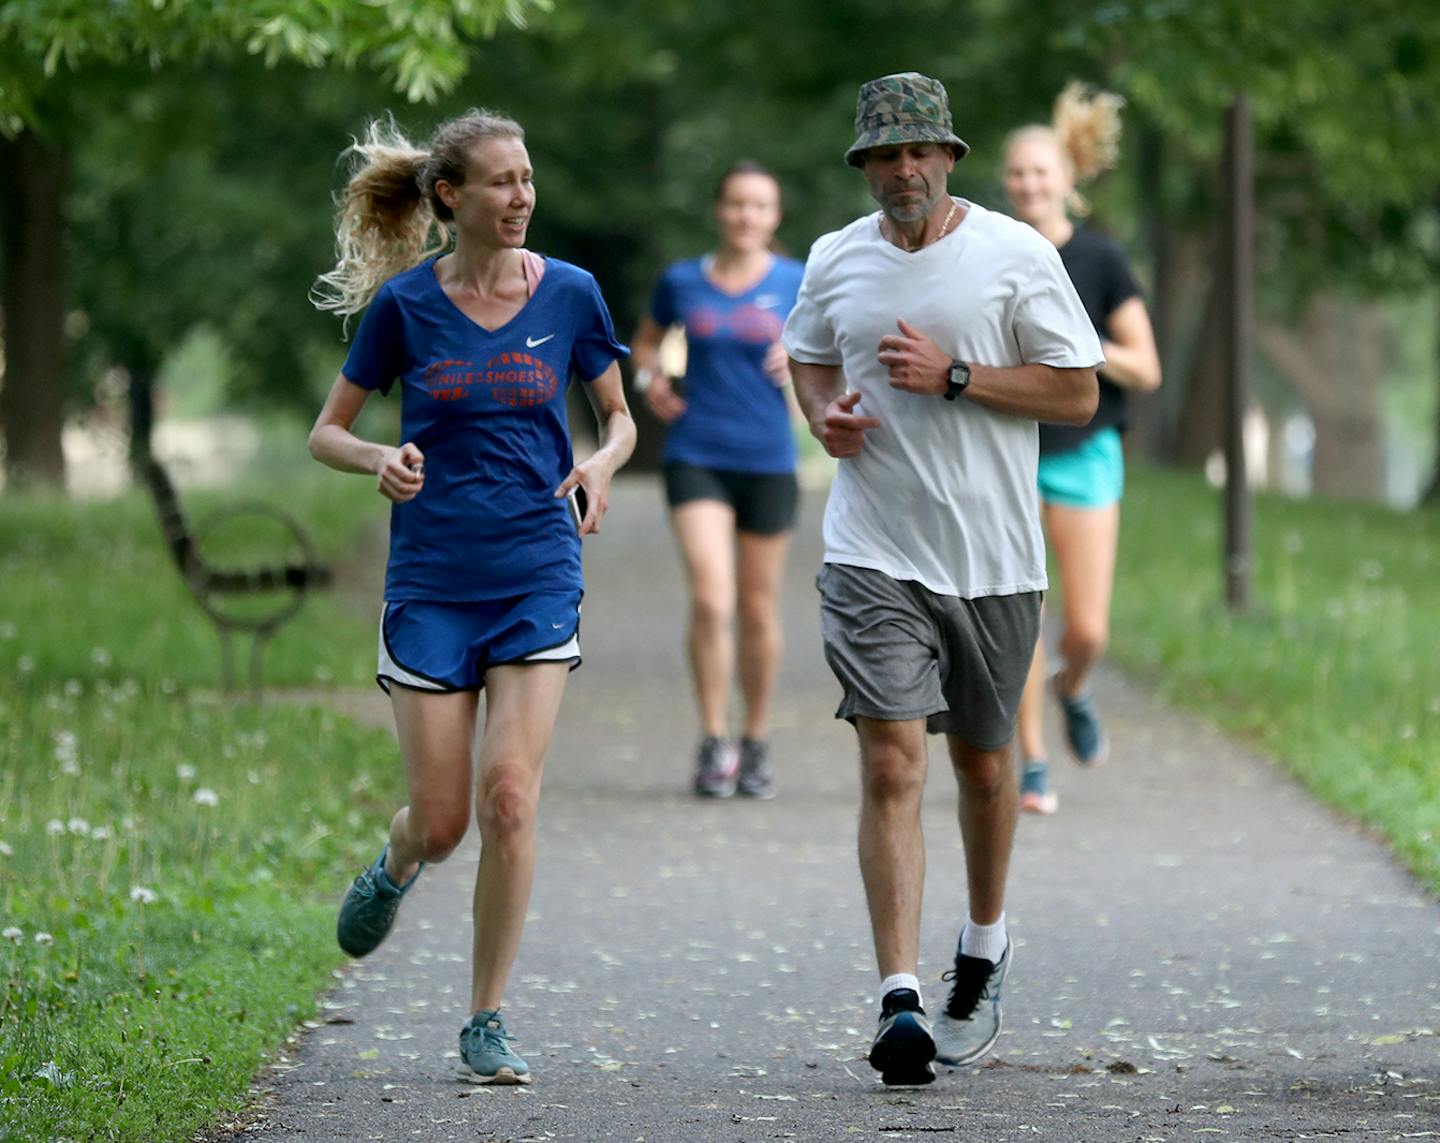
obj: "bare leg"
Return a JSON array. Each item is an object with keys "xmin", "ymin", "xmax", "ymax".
[
  {"xmin": 386, "ymin": 688, "xmax": 480, "ymax": 883},
  {"xmin": 671, "ymin": 501, "xmax": 737, "ymax": 738},
  {"xmin": 735, "ymin": 529, "xmax": 791, "ymax": 740},
  {"xmin": 946, "ymin": 736, "xmax": 1019, "ymax": 925},
  {"xmin": 855, "ymin": 717, "xmax": 929, "ymax": 978},
  {"xmin": 469, "ymin": 661, "xmax": 569, "ymax": 1013},
  {"xmin": 1046, "ymin": 502, "xmax": 1120, "ymax": 699},
  {"xmin": 1014, "ymin": 635, "xmax": 1049, "ymax": 763}
]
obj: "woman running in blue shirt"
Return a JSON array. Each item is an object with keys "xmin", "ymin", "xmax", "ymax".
[
  {"xmin": 630, "ymin": 162, "xmax": 804, "ymax": 799},
  {"xmin": 308, "ymin": 109, "xmax": 634, "ymax": 1084}
]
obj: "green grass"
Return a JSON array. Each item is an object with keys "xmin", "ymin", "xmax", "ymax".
[
  {"xmin": 0, "ymin": 461, "xmax": 406, "ymax": 1141},
  {"xmin": 0, "ymin": 465, "xmax": 386, "ymax": 691},
  {"xmin": 1109, "ymin": 465, "xmax": 1440, "ymax": 892}
]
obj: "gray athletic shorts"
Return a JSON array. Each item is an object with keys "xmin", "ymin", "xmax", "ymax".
[{"xmin": 816, "ymin": 563, "xmax": 1042, "ymax": 749}]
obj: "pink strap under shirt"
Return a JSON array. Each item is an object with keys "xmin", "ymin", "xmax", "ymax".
[{"xmin": 521, "ymin": 249, "xmax": 545, "ymax": 296}]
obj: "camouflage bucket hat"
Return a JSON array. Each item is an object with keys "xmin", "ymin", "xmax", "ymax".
[{"xmin": 844, "ymin": 71, "xmax": 970, "ymax": 168}]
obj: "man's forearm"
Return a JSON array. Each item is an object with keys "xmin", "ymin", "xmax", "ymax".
[
  {"xmin": 789, "ymin": 359, "xmax": 845, "ymax": 434},
  {"xmin": 963, "ymin": 363, "xmax": 1098, "ymax": 426}
]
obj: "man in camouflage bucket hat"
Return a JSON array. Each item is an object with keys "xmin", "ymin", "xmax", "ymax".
[
  {"xmin": 782, "ymin": 72, "xmax": 1103, "ymax": 1086},
  {"xmin": 845, "ymin": 71, "xmax": 970, "ymax": 168}
]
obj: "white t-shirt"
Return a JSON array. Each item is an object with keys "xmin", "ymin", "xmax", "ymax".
[{"xmin": 782, "ymin": 200, "xmax": 1104, "ymax": 599}]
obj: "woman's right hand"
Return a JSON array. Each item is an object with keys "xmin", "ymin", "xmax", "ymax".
[
  {"xmin": 644, "ymin": 374, "xmax": 687, "ymax": 423},
  {"xmin": 377, "ymin": 441, "xmax": 425, "ymax": 503}
]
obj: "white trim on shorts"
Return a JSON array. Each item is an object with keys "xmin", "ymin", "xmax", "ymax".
[{"xmin": 375, "ymin": 606, "xmax": 582, "ymax": 693}]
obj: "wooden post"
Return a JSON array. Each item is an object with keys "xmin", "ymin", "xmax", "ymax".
[{"xmin": 1223, "ymin": 94, "xmax": 1254, "ymax": 611}]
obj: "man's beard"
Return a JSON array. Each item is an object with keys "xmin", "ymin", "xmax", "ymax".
[{"xmin": 879, "ymin": 179, "xmax": 941, "ymax": 223}]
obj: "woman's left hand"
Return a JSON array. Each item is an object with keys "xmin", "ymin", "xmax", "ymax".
[
  {"xmin": 555, "ymin": 456, "xmax": 615, "ymax": 536},
  {"xmin": 763, "ymin": 341, "xmax": 792, "ymax": 388}
]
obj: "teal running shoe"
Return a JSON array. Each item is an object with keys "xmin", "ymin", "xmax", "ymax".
[
  {"xmin": 458, "ymin": 1009, "xmax": 531, "ymax": 1084},
  {"xmin": 336, "ymin": 847, "xmax": 421, "ymax": 958},
  {"xmin": 1018, "ymin": 759, "xmax": 1058, "ymax": 815},
  {"xmin": 1051, "ymin": 672, "xmax": 1109, "ymax": 766}
]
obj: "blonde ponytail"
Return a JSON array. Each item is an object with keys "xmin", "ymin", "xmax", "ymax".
[
  {"xmin": 312, "ymin": 109, "xmax": 525, "ymax": 325},
  {"xmin": 1003, "ymin": 83, "xmax": 1125, "ymax": 219},
  {"xmin": 311, "ymin": 119, "xmax": 446, "ymax": 323}
]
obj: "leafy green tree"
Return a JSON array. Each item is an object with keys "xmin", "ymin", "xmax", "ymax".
[{"xmin": 0, "ymin": 0, "xmax": 548, "ymax": 487}]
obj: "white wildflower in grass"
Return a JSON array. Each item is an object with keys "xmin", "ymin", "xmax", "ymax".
[
  {"xmin": 193, "ymin": 788, "xmax": 219, "ymax": 807},
  {"xmin": 176, "ymin": 763, "xmax": 197, "ymax": 782},
  {"xmin": 247, "ymin": 771, "xmax": 262, "ymax": 786},
  {"xmin": 45, "ymin": 819, "xmax": 65, "ymax": 837},
  {"xmin": 90, "ymin": 826, "xmax": 111, "ymax": 842},
  {"xmin": 66, "ymin": 818, "xmax": 91, "ymax": 837},
  {"xmin": 17, "ymin": 655, "xmax": 33, "ymax": 673},
  {"xmin": 0, "ymin": 621, "xmax": 15, "ymax": 639},
  {"xmin": 63, "ymin": 679, "xmax": 82, "ymax": 697},
  {"xmin": 0, "ymin": 841, "xmax": 12, "ymax": 857},
  {"xmin": 129, "ymin": 886, "xmax": 157, "ymax": 905},
  {"xmin": 35, "ymin": 932, "xmax": 54, "ymax": 946},
  {"xmin": 90, "ymin": 646, "xmax": 112, "ymax": 667},
  {"xmin": 2, "ymin": 927, "xmax": 21, "ymax": 943}
]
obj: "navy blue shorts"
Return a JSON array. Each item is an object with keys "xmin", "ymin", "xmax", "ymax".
[{"xmin": 376, "ymin": 593, "xmax": 582, "ymax": 693}]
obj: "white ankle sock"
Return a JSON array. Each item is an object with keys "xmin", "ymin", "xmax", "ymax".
[
  {"xmin": 879, "ymin": 973, "xmax": 922, "ymax": 1006},
  {"xmin": 960, "ymin": 914, "xmax": 1007, "ymax": 963}
]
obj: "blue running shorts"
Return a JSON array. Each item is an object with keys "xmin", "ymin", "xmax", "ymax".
[
  {"xmin": 1037, "ymin": 427, "xmax": 1125, "ymax": 510},
  {"xmin": 376, "ymin": 593, "xmax": 582, "ymax": 693}
]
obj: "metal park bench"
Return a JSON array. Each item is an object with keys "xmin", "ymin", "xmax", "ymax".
[{"xmin": 143, "ymin": 458, "xmax": 332, "ymax": 697}]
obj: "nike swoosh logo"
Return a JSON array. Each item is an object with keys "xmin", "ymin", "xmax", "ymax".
[
  {"xmin": 754, "ymin": 294, "xmax": 782, "ymax": 309},
  {"xmin": 526, "ymin": 334, "xmax": 556, "ymax": 347},
  {"xmin": 551, "ymin": 622, "xmax": 565, "ymax": 629}
]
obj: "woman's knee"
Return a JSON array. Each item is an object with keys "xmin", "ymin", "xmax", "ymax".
[
  {"xmin": 409, "ymin": 808, "xmax": 469, "ymax": 862},
  {"xmin": 475, "ymin": 764, "xmax": 539, "ymax": 839},
  {"xmin": 1064, "ymin": 617, "xmax": 1110, "ymax": 660},
  {"xmin": 691, "ymin": 585, "xmax": 735, "ymax": 629}
]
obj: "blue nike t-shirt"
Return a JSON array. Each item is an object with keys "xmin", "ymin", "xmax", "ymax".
[
  {"xmin": 341, "ymin": 256, "xmax": 628, "ymax": 602},
  {"xmin": 649, "ymin": 255, "xmax": 804, "ymax": 474}
]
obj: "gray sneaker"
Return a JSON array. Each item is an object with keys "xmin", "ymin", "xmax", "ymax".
[
  {"xmin": 458, "ymin": 1009, "xmax": 530, "ymax": 1084},
  {"xmin": 736, "ymin": 738, "xmax": 775, "ymax": 799},
  {"xmin": 692, "ymin": 736, "xmax": 738, "ymax": 797},
  {"xmin": 933, "ymin": 941, "xmax": 1010, "ymax": 1066}
]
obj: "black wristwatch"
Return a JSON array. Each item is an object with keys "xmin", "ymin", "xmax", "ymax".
[{"xmin": 943, "ymin": 359, "xmax": 971, "ymax": 401}]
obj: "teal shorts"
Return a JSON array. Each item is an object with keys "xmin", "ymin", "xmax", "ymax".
[{"xmin": 1037, "ymin": 427, "xmax": 1125, "ymax": 509}]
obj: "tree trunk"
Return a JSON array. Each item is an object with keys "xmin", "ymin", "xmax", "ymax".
[
  {"xmin": 1126, "ymin": 120, "xmax": 1167, "ymax": 462},
  {"xmin": 1258, "ymin": 295, "xmax": 1384, "ymax": 501},
  {"xmin": 1422, "ymin": 290, "xmax": 1440, "ymax": 507},
  {"xmin": 1172, "ymin": 275, "xmax": 1227, "ymax": 467},
  {"xmin": 0, "ymin": 129, "xmax": 70, "ymax": 489}
]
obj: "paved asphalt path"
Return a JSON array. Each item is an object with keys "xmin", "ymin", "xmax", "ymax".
[{"xmin": 232, "ymin": 477, "xmax": 1439, "ymax": 1142}]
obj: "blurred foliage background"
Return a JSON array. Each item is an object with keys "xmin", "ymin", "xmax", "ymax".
[{"xmin": 2, "ymin": 0, "xmax": 1439, "ymax": 504}]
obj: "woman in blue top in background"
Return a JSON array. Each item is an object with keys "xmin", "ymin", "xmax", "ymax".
[
  {"xmin": 630, "ymin": 161, "xmax": 804, "ymax": 800},
  {"xmin": 307, "ymin": 109, "xmax": 634, "ymax": 1084}
]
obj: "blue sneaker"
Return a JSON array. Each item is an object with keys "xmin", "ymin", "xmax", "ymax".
[
  {"xmin": 336, "ymin": 847, "xmax": 422, "ymax": 958},
  {"xmin": 1051, "ymin": 673, "xmax": 1109, "ymax": 766},
  {"xmin": 459, "ymin": 1009, "xmax": 531, "ymax": 1084},
  {"xmin": 1018, "ymin": 759, "xmax": 1058, "ymax": 815},
  {"xmin": 868, "ymin": 988, "xmax": 936, "ymax": 1086}
]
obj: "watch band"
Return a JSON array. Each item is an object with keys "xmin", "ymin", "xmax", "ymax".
[{"xmin": 943, "ymin": 359, "xmax": 971, "ymax": 401}]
